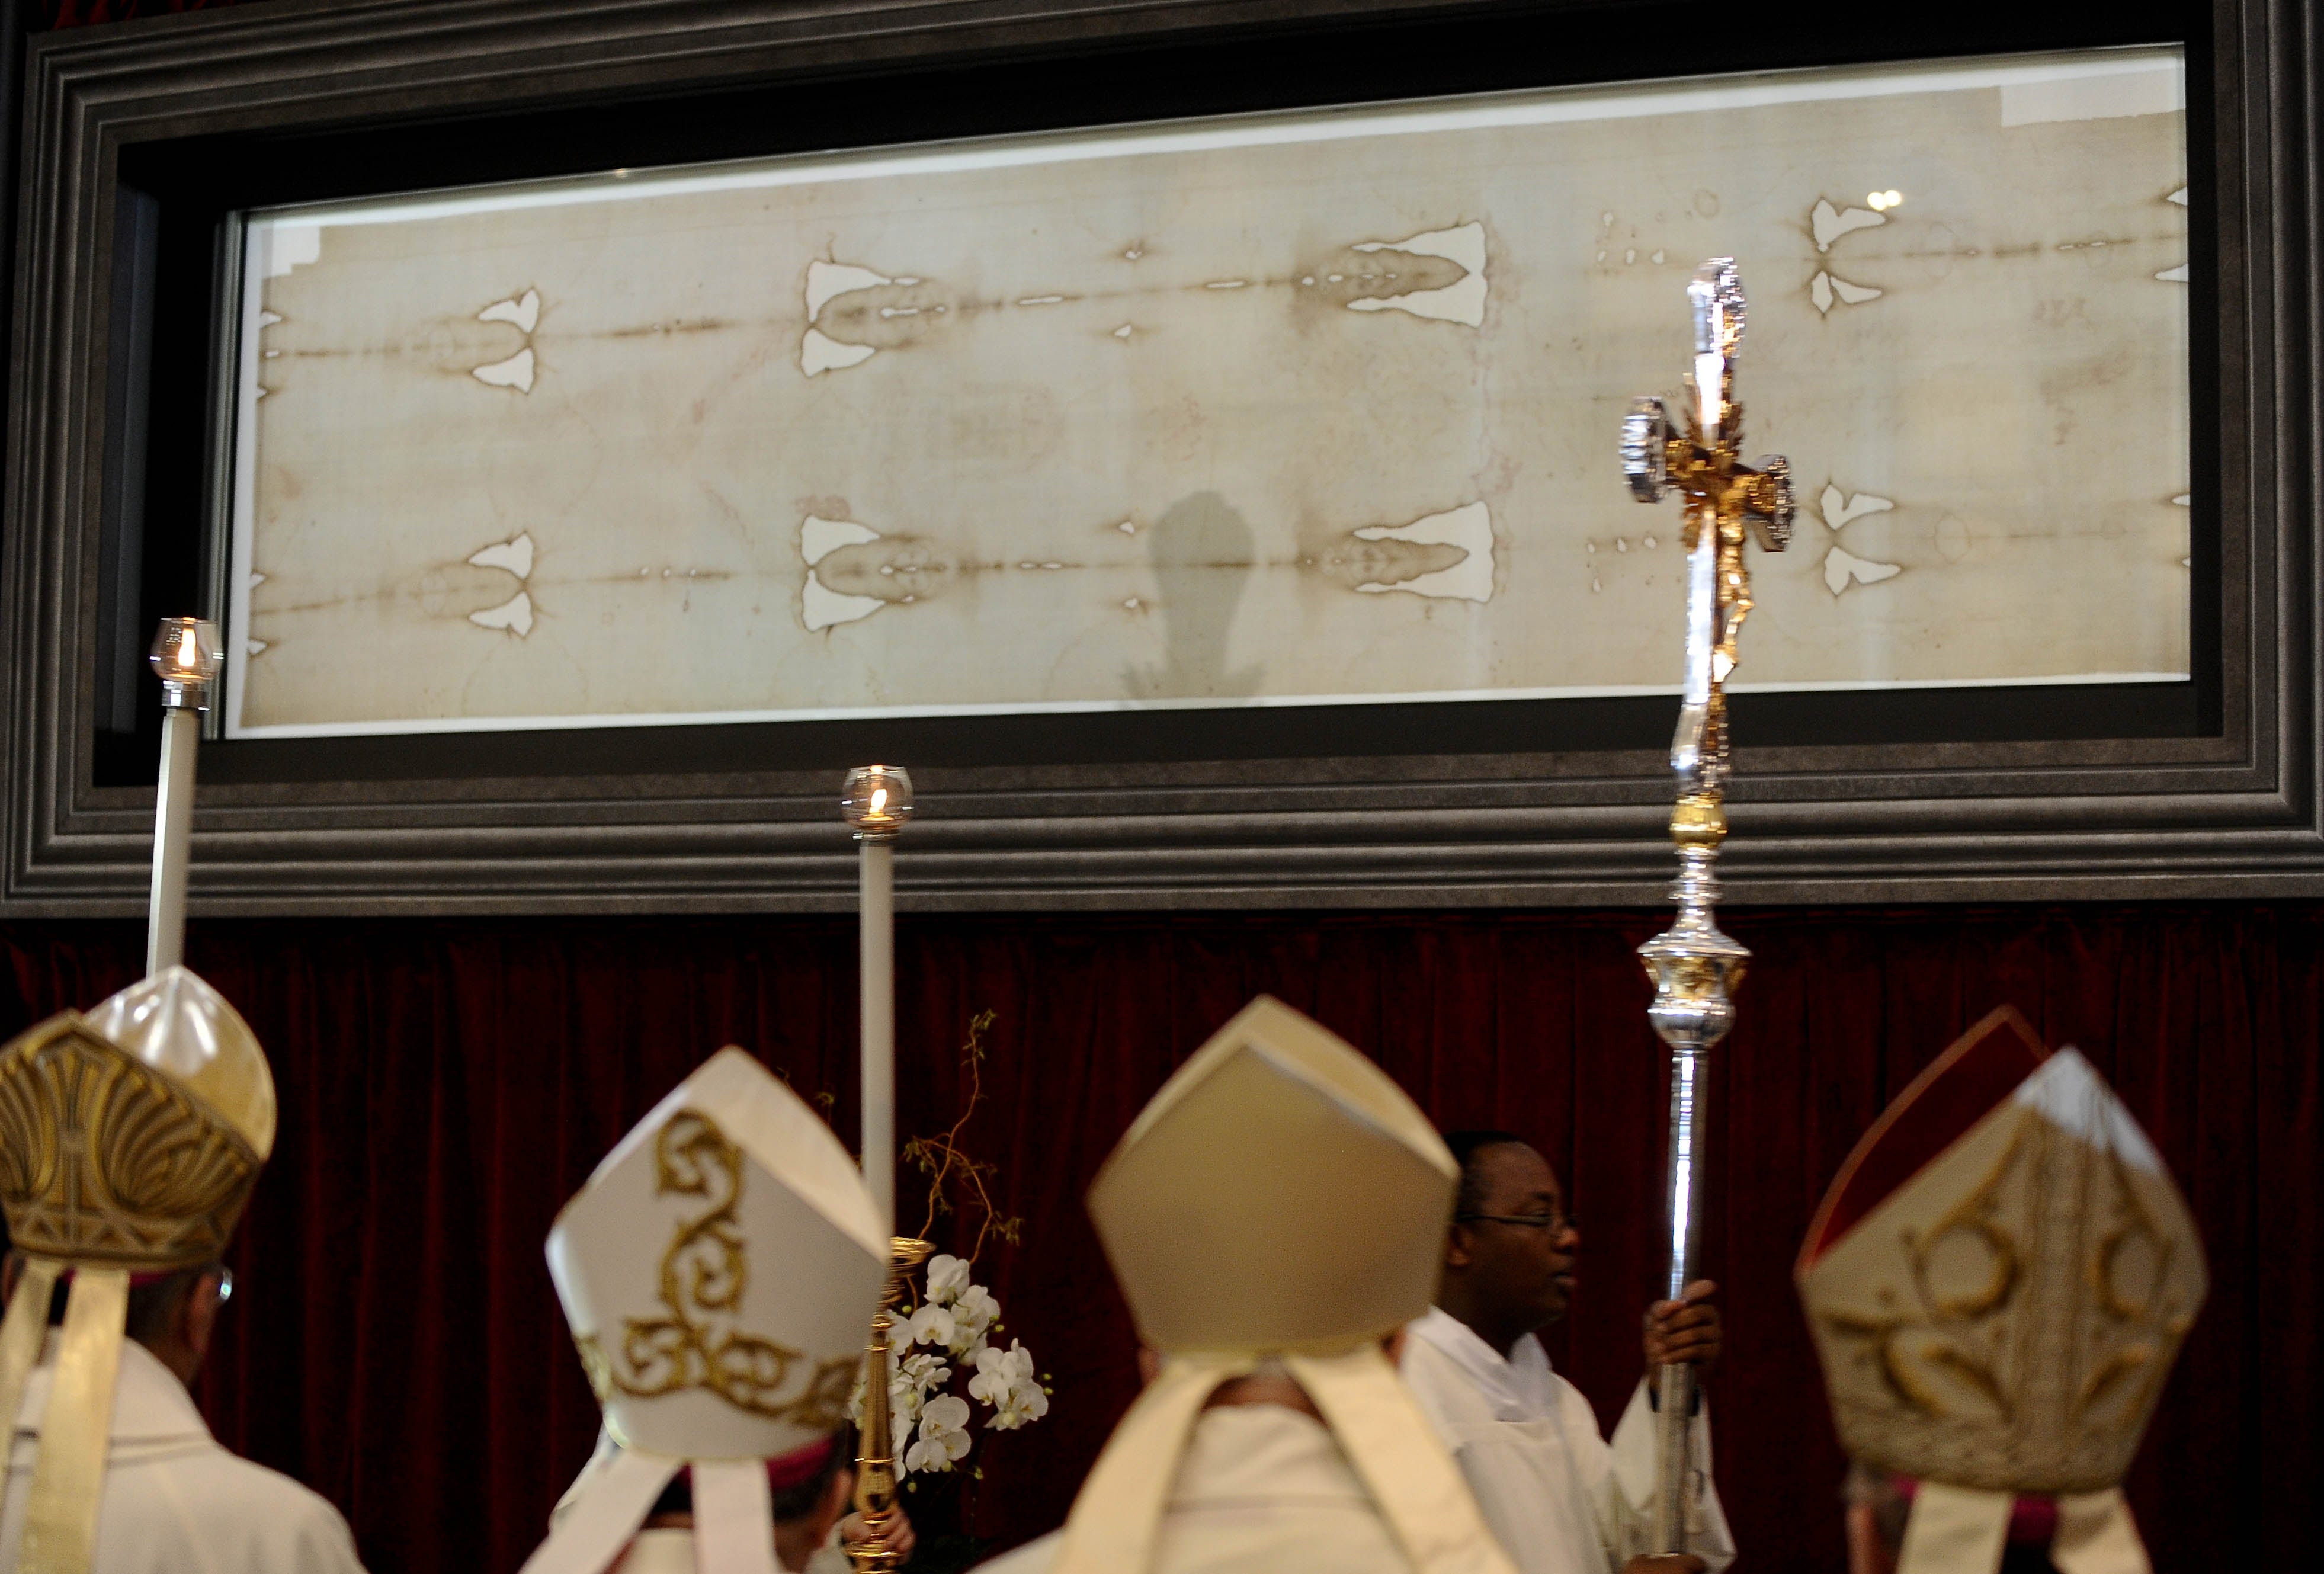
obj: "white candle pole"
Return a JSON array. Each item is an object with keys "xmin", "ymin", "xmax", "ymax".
[
  {"xmin": 840, "ymin": 764, "xmax": 919, "ymax": 1574},
  {"xmin": 859, "ymin": 835, "xmax": 895, "ymax": 1222},
  {"xmin": 145, "ymin": 618, "xmax": 223, "ymax": 977},
  {"xmin": 841, "ymin": 765, "xmax": 915, "ymax": 1227}
]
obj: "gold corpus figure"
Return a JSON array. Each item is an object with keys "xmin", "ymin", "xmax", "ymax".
[
  {"xmin": 849, "ymin": 1236, "xmax": 934, "ymax": 1573},
  {"xmin": 1618, "ymin": 258, "xmax": 1792, "ymax": 1555},
  {"xmin": 1662, "ymin": 419, "xmax": 1793, "ymax": 790},
  {"xmin": 1621, "ymin": 257, "xmax": 1795, "ymax": 807}
]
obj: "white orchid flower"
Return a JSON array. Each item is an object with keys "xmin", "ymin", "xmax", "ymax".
[
  {"xmin": 972, "ymin": 1339, "xmax": 1049, "ymax": 1429},
  {"xmin": 967, "ymin": 1340, "xmax": 1027, "ymax": 1400},
  {"xmin": 925, "ymin": 1254, "xmax": 972, "ymax": 1305},
  {"xmin": 993, "ymin": 1381, "xmax": 1050, "ymax": 1431},
  {"xmin": 899, "ymin": 1350, "xmax": 950, "ymax": 1384},
  {"xmin": 950, "ymin": 1283, "xmax": 1001, "ymax": 1348},
  {"xmin": 995, "ymin": 1340, "xmax": 1038, "ymax": 1383},
  {"xmin": 905, "ymin": 1394, "xmax": 973, "ymax": 1472},
  {"xmin": 946, "ymin": 1320, "xmax": 992, "ymax": 1358},
  {"xmin": 966, "ymin": 1348, "xmax": 1009, "ymax": 1407},
  {"xmin": 855, "ymin": 1344, "xmax": 945, "ymax": 1432},
  {"xmin": 896, "ymin": 1351, "xmax": 950, "ymax": 1405},
  {"xmin": 888, "ymin": 1376, "xmax": 922, "ymax": 1429},
  {"xmin": 906, "ymin": 1301, "xmax": 957, "ymax": 1350}
]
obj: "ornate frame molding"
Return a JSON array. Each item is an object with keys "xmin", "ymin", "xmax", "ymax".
[{"xmin": 2, "ymin": 0, "xmax": 2315, "ymax": 912}]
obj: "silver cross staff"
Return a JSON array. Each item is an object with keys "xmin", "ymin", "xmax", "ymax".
[{"xmin": 1618, "ymin": 258, "xmax": 1793, "ymax": 1555}]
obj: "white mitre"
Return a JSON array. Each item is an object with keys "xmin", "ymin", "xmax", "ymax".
[
  {"xmin": 520, "ymin": 1047, "xmax": 887, "ymax": 1574},
  {"xmin": 1049, "ymin": 996, "xmax": 1517, "ymax": 1574}
]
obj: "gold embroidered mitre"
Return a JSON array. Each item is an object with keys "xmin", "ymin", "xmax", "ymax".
[
  {"xmin": 546, "ymin": 1046, "xmax": 887, "ymax": 1462},
  {"xmin": 524, "ymin": 1049, "xmax": 887, "ymax": 1574},
  {"xmin": 0, "ymin": 967, "xmax": 277, "ymax": 1574},
  {"xmin": 1797, "ymin": 1008, "xmax": 2206, "ymax": 1498},
  {"xmin": 0, "ymin": 966, "xmax": 277, "ymax": 1271}
]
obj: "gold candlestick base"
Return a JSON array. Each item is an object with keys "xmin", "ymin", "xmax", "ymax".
[{"xmin": 848, "ymin": 1235, "xmax": 934, "ymax": 1572}]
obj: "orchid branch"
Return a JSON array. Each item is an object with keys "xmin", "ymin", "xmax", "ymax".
[{"xmin": 903, "ymin": 1008, "xmax": 1024, "ymax": 1262}]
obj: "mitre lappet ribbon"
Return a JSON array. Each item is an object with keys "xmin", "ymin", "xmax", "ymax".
[
  {"xmin": 1290, "ymin": 1346, "xmax": 1522, "ymax": 1574},
  {"xmin": 689, "ymin": 1459, "xmax": 783, "ymax": 1574},
  {"xmin": 0, "ymin": 1256, "xmax": 63, "ymax": 1464},
  {"xmin": 1896, "ymin": 1484, "xmax": 2148, "ymax": 1574},
  {"xmin": 16, "ymin": 1268, "xmax": 132, "ymax": 1574},
  {"xmin": 2050, "ymin": 1489, "xmax": 2149, "ymax": 1574},
  {"xmin": 1046, "ymin": 1355, "xmax": 1232, "ymax": 1573},
  {"xmin": 522, "ymin": 1443, "xmax": 683, "ymax": 1574},
  {"xmin": 527, "ymin": 1432, "xmax": 838, "ymax": 1574},
  {"xmin": 1049, "ymin": 1347, "xmax": 1515, "ymax": 1574}
]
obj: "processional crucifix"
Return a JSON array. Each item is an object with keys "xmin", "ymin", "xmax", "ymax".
[{"xmin": 1618, "ymin": 258, "xmax": 1792, "ymax": 1553}]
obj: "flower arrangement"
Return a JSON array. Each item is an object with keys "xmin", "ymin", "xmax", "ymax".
[
  {"xmin": 874, "ymin": 1251, "xmax": 1050, "ymax": 1474},
  {"xmin": 851, "ymin": 1009, "xmax": 1051, "ymax": 1480}
]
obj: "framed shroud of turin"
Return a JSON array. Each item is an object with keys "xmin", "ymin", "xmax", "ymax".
[
  {"xmin": 225, "ymin": 50, "xmax": 2190, "ymax": 739},
  {"xmin": 0, "ymin": 0, "xmax": 2315, "ymax": 913}
]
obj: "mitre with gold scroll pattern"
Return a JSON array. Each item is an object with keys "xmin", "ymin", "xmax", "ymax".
[
  {"xmin": 0, "ymin": 965, "xmax": 280, "ymax": 1574},
  {"xmin": 522, "ymin": 1047, "xmax": 888, "ymax": 1574},
  {"xmin": 1797, "ymin": 1006, "xmax": 2206, "ymax": 1574},
  {"xmin": 1048, "ymin": 996, "xmax": 1517, "ymax": 1574}
]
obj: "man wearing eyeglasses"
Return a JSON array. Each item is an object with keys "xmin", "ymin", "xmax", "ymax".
[{"xmin": 1400, "ymin": 1130, "xmax": 1734, "ymax": 1574}]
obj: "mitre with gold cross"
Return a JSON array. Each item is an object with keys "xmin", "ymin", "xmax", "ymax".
[
  {"xmin": 1796, "ymin": 1008, "xmax": 2206, "ymax": 1574},
  {"xmin": 522, "ymin": 1047, "xmax": 889, "ymax": 1574}
]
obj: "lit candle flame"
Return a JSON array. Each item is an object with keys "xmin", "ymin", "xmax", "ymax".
[
  {"xmin": 869, "ymin": 786, "xmax": 887, "ymax": 816},
  {"xmin": 176, "ymin": 629, "xmax": 197, "ymax": 669}
]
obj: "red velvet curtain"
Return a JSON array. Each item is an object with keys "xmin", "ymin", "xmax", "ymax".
[
  {"xmin": 39, "ymin": 0, "xmax": 239, "ymax": 27},
  {"xmin": 2, "ymin": 903, "xmax": 2316, "ymax": 1573}
]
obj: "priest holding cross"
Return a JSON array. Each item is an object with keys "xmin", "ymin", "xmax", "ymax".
[{"xmin": 1402, "ymin": 260, "xmax": 1790, "ymax": 1574}]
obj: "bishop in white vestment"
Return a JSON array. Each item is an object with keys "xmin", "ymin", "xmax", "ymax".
[
  {"xmin": 1399, "ymin": 1133, "xmax": 1733, "ymax": 1574},
  {"xmin": 0, "ymin": 968, "xmax": 367, "ymax": 1574},
  {"xmin": 979, "ymin": 996, "xmax": 1516, "ymax": 1574},
  {"xmin": 518, "ymin": 1047, "xmax": 887, "ymax": 1574},
  {"xmin": 1, "ymin": 1330, "xmax": 363, "ymax": 1573},
  {"xmin": 983, "ymin": 1374, "xmax": 1436, "ymax": 1574}
]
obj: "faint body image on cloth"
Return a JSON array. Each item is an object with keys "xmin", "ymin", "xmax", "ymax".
[{"xmin": 225, "ymin": 47, "xmax": 2192, "ymax": 737}]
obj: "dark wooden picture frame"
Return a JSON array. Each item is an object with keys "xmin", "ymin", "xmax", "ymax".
[{"xmin": 1, "ymin": 0, "xmax": 2314, "ymax": 914}]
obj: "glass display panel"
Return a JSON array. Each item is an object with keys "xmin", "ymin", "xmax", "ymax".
[{"xmin": 223, "ymin": 46, "xmax": 2189, "ymax": 738}]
